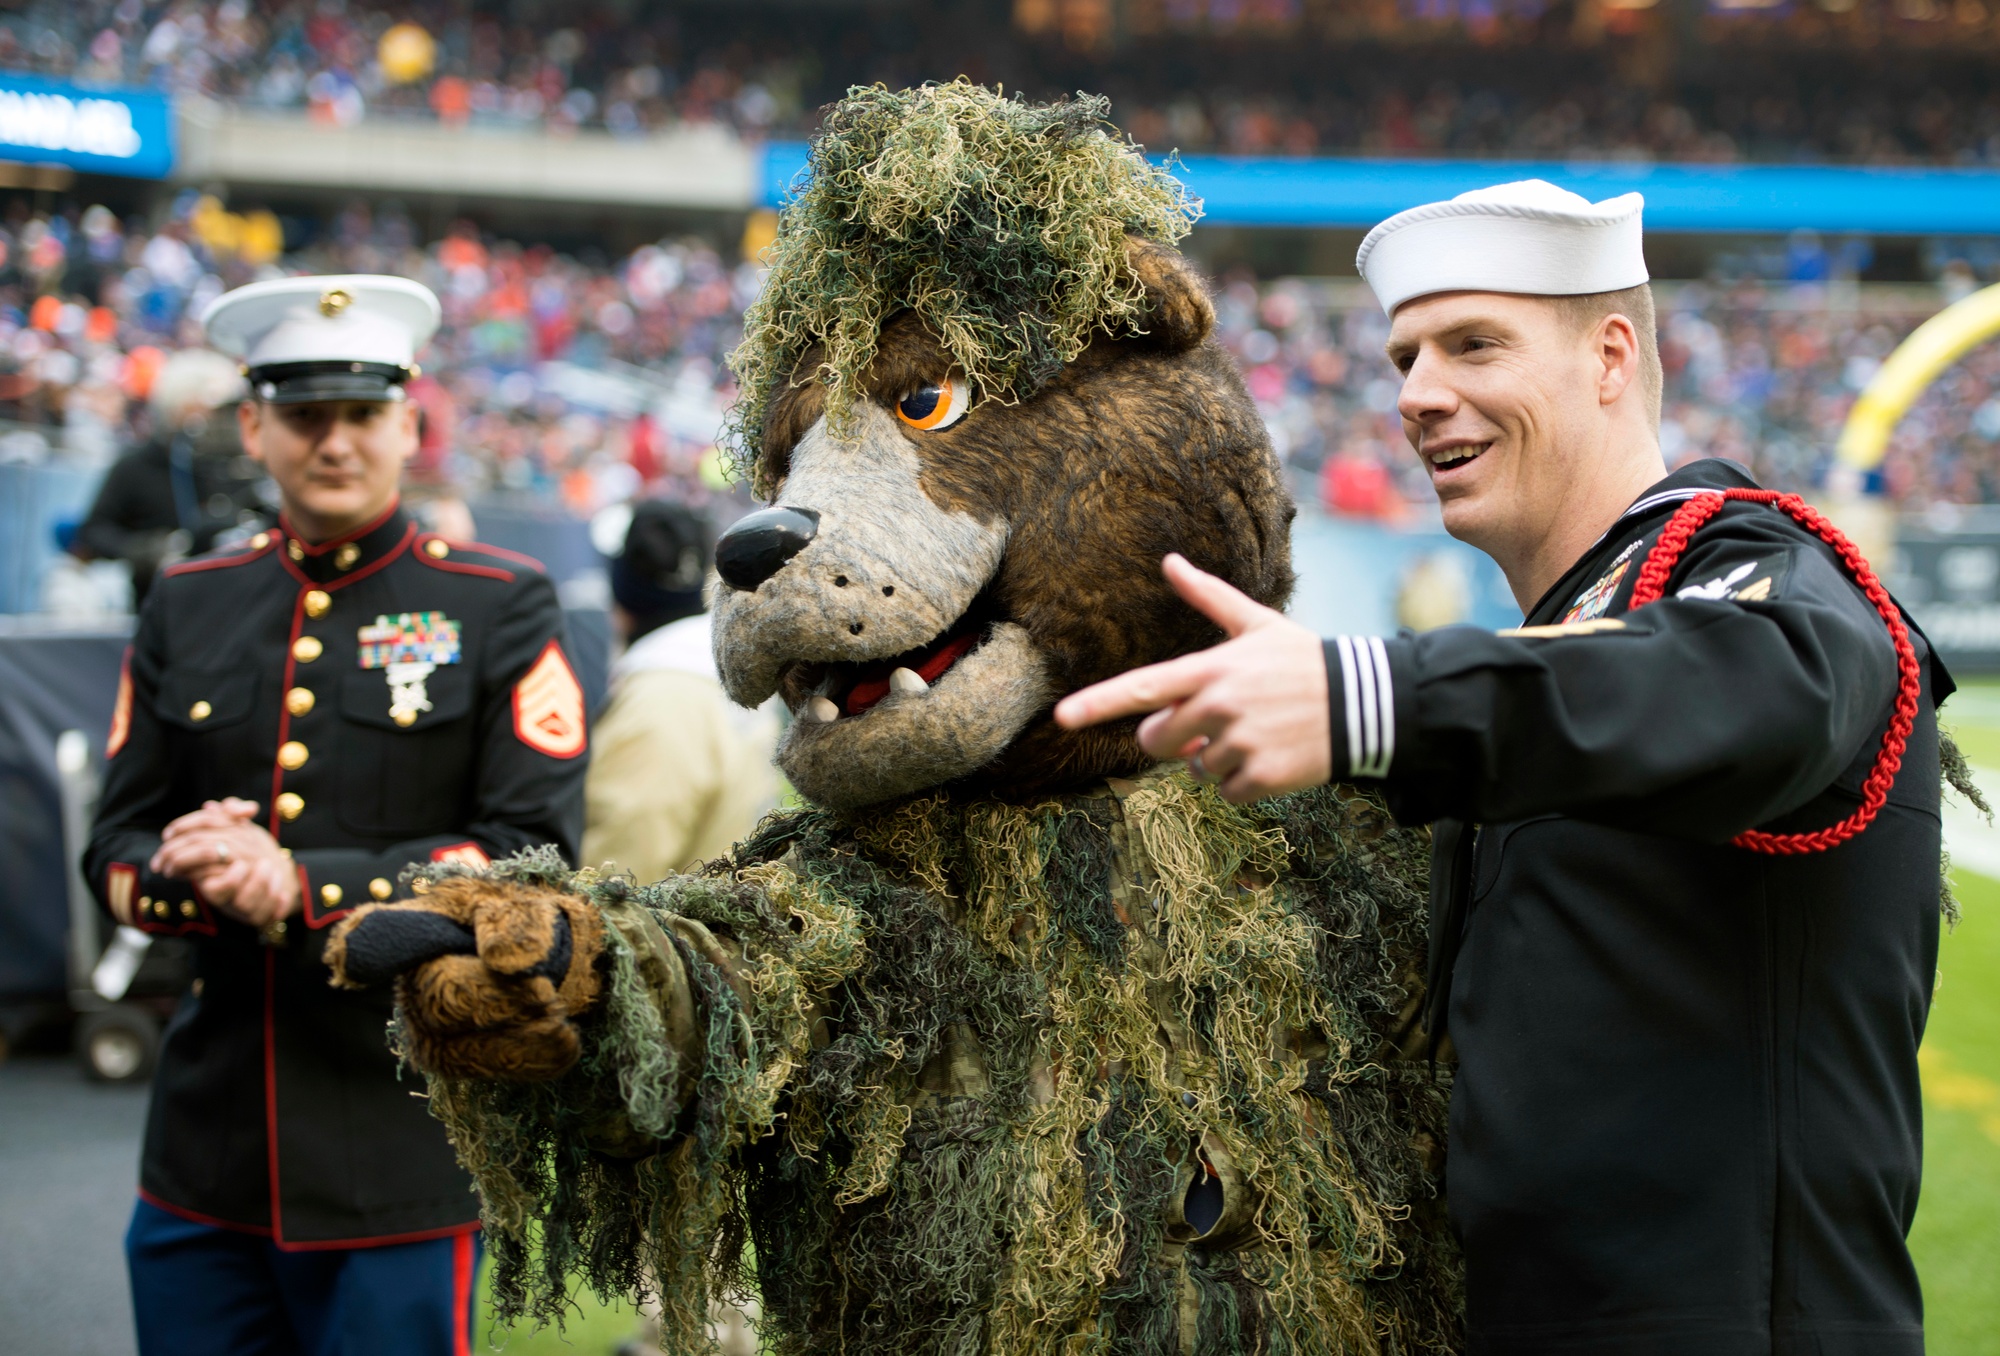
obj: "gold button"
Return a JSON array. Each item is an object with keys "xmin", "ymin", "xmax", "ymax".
[
  {"xmin": 369, "ymin": 877, "xmax": 393, "ymax": 900},
  {"xmin": 188, "ymin": 700, "xmax": 212, "ymax": 722},
  {"xmin": 180, "ymin": 900, "xmax": 197, "ymax": 918},
  {"xmin": 292, "ymin": 636, "xmax": 323, "ymax": 663},
  {"xmin": 287, "ymin": 539, "xmax": 304, "ymax": 561},
  {"xmin": 250, "ymin": 532, "xmax": 271, "ymax": 549},
  {"xmin": 425, "ymin": 539, "xmax": 450, "ymax": 559},
  {"xmin": 304, "ymin": 589, "xmax": 332, "ymax": 618},
  {"xmin": 139, "ymin": 895, "xmax": 152, "ymax": 912},
  {"xmin": 260, "ymin": 919, "xmax": 288, "ymax": 946},
  {"xmin": 392, "ymin": 708, "xmax": 418, "ymax": 727},
  {"xmin": 335, "ymin": 543, "xmax": 361, "ymax": 571},
  {"xmin": 286, "ymin": 687, "xmax": 315, "ymax": 716},
  {"xmin": 320, "ymin": 883, "xmax": 343, "ymax": 906},
  {"xmin": 276, "ymin": 792, "xmax": 305, "ymax": 820},
  {"xmin": 154, "ymin": 900, "xmax": 169, "ymax": 918},
  {"xmin": 277, "ymin": 741, "xmax": 308, "ymax": 770}
]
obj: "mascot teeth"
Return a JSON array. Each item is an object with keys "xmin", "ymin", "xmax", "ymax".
[
  {"xmin": 889, "ymin": 666, "xmax": 929, "ymax": 694},
  {"xmin": 807, "ymin": 696, "xmax": 840, "ymax": 723}
]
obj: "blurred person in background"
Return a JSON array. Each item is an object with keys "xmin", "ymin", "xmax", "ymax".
[
  {"xmin": 70, "ymin": 348, "xmax": 269, "ymax": 604},
  {"xmin": 583, "ymin": 499, "xmax": 779, "ymax": 883},
  {"xmin": 86, "ymin": 274, "xmax": 589, "ymax": 1356}
]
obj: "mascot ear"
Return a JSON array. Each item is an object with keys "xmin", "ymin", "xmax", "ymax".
[{"xmin": 1126, "ymin": 236, "xmax": 1215, "ymax": 353}]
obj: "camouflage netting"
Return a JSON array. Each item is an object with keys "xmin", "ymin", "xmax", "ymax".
[
  {"xmin": 727, "ymin": 80, "xmax": 1201, "ymax": 494},
  {"xmin": 410, "ymin": 772, "xmax": 1460, "ymax": 1355}
]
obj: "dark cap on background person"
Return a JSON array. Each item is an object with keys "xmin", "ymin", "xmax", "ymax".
[
  {"xmin": 598, "ymin": 499, "xmax": 714, "ymax": 639},
  {"xmin": 199, "ymin": 274, "xmax": 441, "ymax": 405}
]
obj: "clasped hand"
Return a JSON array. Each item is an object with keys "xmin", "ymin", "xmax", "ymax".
[{"xmin": 150, "ymin": 796, "xmax": 300, "ymax": 928}]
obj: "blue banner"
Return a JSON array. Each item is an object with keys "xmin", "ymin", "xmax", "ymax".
[
  {"xmin": 0, "ymin": 72, "xmax": 173, "ymax": 180},
  {"xmin": 762, "ymin": 141, "xmax": 2000, "ymax": 235}
]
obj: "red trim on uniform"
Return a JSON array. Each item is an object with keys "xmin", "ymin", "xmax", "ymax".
[
  {"xmin": 136, "ymin": 1187, "xmax": 273, "ymax": 1237},
  {"xmin": 278, "ymin": 498, "xmax": 402, "ymax": 558},
  {"xmin": 296, "ymin": 862, "xmax": 352, "ymax": 929},
  {"xmin": 264, "ymin": 947, "xmax": 284, "ymax": 1242},
  {"xmin": 160, "ymin": 539, "xmax": 277, "ymax": 577},
  {"xmin": 417, "ymin": 553, "xmax": 515, "ymax": 583},
  {"xmin": 433, "ymin": 534, "xmax": 547, "ymax": 572},
  {"xmin": 452, "ymin": 1231, "xmax": 476, "ymax": 1356},
  {"xmin": 277, "ymin": 522, "xmax": 417, "ymax": 593},
  {"xmin": 106, "ymin": 648, "xmax": 133, "ymax": 757},
  {"xmin": 271, "ymin": 1220, "xmax": 481, "ymax": 1254}
]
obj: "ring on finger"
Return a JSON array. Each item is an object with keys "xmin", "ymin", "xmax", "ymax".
[
  {"xmin": 1189, "ymin": 748, "xmax": 1212, "ymax": 782},
  {"xmin": 216, "ymin": 840, "xmax": 232, "ymax": 865}
]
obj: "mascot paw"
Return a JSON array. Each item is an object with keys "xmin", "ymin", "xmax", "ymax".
[{"xmin": 326, "ymin": 877, "xmax": 607, "ymax": 1082}]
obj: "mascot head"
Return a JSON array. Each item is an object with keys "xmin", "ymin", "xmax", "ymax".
[{"xmin": 714, "ymin": 82, "xmax": 1294, "ymax": 810}]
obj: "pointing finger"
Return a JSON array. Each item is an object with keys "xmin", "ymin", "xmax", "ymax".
[
  {"xmin": 1160, "ymin": 554, "xmax": 1279, "ymax": 639},
  {"xmin": 1054, "ymin": 651, "xmax": 1218, "ymax": 729}
]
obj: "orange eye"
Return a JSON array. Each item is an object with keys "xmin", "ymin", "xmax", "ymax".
[{"xmin": 894, "ymin": 373, "xmax": 970, "ymax": 431}]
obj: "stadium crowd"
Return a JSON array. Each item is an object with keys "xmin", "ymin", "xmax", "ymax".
[
  {"xmin": 9, "ymin": 0, "xmax": 2000, "ymax": 165},
  {"xmin": 1, "ymin": 194, "xmax": 1996, "ymax": 522}
]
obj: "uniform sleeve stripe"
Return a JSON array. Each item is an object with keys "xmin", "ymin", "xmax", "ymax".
[
  {"xmin": 1332, "ymin": 635, "xmax": 1396, "ymax": 779},
  {"xmin": 1334, "ymin": 636, "xmax": 1363, "ymax": 777},
  {"xmin": 1366, "ymin": 636, "xmax": 1395, "ymax": 777}
]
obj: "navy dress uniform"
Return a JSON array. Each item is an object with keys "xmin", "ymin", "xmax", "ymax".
[
  {"xmin": 1336, "ymin": 186, "xmax": 1952, "ymax": 1355},
  {"xmin": 85, "ymin": 276, "xmax": 589, "ymax": 1356}
]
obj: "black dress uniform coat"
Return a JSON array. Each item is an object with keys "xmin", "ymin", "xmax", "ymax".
[
  {"xmin": 1329, "ymin": 459, "xmax": 1951, "ymax": 1356},
  {"xmin": 87, "ymin": 501, "xmax": 588, "ymax": 1248}
]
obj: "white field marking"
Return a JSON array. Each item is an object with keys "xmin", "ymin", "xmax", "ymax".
[{"xmin": 1943, "ymin": 763, "xmax": 2000, "ymax": 882}]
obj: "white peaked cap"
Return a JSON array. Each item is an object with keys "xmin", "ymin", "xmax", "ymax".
[
  {"xmin": 1356, "ymin": 179, "xmax": 1648, "ymax": 316},
  {"xmin": 200, "ymin": 274, "xmax": 441, "ymax": 369}
]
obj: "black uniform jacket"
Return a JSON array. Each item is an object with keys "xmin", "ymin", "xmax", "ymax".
[
  {"xmin": 1327, "ymin": 459, "xmax": 1951, "ymax": 1356},
  {"xmin": 86, "ymin": 501, "xmax": 588, "ymax": 1248}
]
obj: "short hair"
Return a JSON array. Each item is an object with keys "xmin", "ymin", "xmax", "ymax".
[
  {"xmin": 151, "ymin": 348, "xmax": 247, "ymax": 426},
  {"xmin": 1549, "ymin": 283, "xmax": 1661, "ymax": 428}
]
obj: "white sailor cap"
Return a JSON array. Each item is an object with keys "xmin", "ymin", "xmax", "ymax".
[
  {"xmin": 1356, "ymin": 179, "xmax": 1648, "ymax": 316},
  {"xmin": 198, "ymin": 274, "xmax": 442, "ymax": 404}
]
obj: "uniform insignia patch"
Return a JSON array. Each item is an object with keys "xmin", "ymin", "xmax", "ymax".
[
  {"xmin": 107, "ymin": 651, "xmax": 133, "ymax": 757},
  {"xmin": 1498, "ymin": 618, "xmax": 1630, "ymax": 639},
  {"xmin": 513, "ymin": 641, "xmax": 586, "ymax": 759},
  {"xmin": 431, "ymin": 841, "xmax": 491, "ymax": 868},
  {"xmin": 1678, "ymin": 560, "xmax": 1776, "ymax": 603},
  {"xmin": 106, "ymin": 862, "xmax": 138, "ymax": 926},
  {"xmin": 1563, "ymin": 539, "xmax": 1644, "ymax": 623},
  {"xmin": 359, "ymin": 612, "xmax": 463, "ymax": 726}
]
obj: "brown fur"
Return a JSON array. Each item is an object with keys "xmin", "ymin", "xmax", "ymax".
[
  {"xmin": 330, "ymin": 878, "xmax": 608, "ymax": 1082},
  {"xmin": 757, "ymin": 236, "xmax": 1293, "ymax": 798}
]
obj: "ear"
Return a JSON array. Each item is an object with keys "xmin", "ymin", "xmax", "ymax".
[{"xmin": 1125, "ymin": 236, "xmax": 1214, "ymax": 353}]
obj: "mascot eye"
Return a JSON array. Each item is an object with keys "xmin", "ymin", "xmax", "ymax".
[{"xmin": 895, "ymin": 374, "xmax": 970, "ymax": 431}]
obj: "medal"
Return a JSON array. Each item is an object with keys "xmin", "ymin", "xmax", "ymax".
[{"xmin": 358, "ymin": 612, "xmax": 462, "ymax": 725}]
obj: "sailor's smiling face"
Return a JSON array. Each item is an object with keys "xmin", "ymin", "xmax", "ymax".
[{"xmin": 1386, "ymin": 290, "xmax": 1606, "ymax": 560}]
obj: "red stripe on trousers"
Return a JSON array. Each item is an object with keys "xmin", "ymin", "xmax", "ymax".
[{"xmin": 452, "ymin": 1230, "xmax": 475, "ymax": 1356}]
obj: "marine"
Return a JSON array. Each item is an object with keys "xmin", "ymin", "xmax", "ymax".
[{"xmin": 85, "ymin": 273, "xmax": 589, "ymax": 1356}]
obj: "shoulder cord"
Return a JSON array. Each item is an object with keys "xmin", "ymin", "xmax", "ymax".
[{"xmin": 1626, "ymin": 487, "xmax": 1922, "ymax": 856}]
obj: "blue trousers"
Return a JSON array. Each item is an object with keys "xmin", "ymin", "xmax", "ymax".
[{"xmin": 125, "ymin": 1198, "xmax": 480, "ymax": 1356}]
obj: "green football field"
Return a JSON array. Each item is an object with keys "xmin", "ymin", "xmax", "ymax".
[{"xmin": 473, "ymin": 694, "xmax": 2000, "ymax": 1356}]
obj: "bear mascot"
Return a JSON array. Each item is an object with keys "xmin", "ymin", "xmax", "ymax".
[{"xmin": 327, "ymin": 82, "xmax": 1463, "ymax": 1356}]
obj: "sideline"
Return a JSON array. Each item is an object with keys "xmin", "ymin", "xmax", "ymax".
[{"xmin": 1944, "ymin": 764, "xmax": 2000, "ymax": 882}]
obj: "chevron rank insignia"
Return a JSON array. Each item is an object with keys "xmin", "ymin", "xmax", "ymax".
[{"xmin": 513, "ymin": 641, "xmax": 586, "ymax": 759}]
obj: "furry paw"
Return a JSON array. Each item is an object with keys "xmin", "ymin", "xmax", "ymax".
[{"xmin": 326, "ymin": 877, "xmax": 607, "ymax": 1081}]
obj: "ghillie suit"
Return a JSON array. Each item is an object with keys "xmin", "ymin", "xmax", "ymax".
[{"xmin": 329, "ymin": 83, "xmax": 1463, "ymax": 1354}]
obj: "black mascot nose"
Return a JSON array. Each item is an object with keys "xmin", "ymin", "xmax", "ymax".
[{"xmin": 715, "ymin": 506, "xmax": 821, "ymax": 590}]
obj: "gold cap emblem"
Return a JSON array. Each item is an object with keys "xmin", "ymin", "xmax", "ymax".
[{"xmin": 319, "ymin": 287, "xmax": 354, "ymax": 318}]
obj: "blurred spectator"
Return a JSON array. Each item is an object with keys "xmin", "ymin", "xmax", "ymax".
[
  {"xmin": 581, "ymin": 499, "xmax": 779, "ymax": 882},
  {"xmin": 69, "ymin": 347, "xmax": 264, "ymax": 602},
  {"xmin": 12, "ymin": 0, "xmax": 2000, "ymax": 165}
]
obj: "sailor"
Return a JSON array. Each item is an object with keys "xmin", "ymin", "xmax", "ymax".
[
  {"xmin": 86, "ymin": 274, "xmax": 590, "ymax": 1356},
  {"xmin": 1058, "ymin": 181, "xmax": 1952, "ymax": 1355}
]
